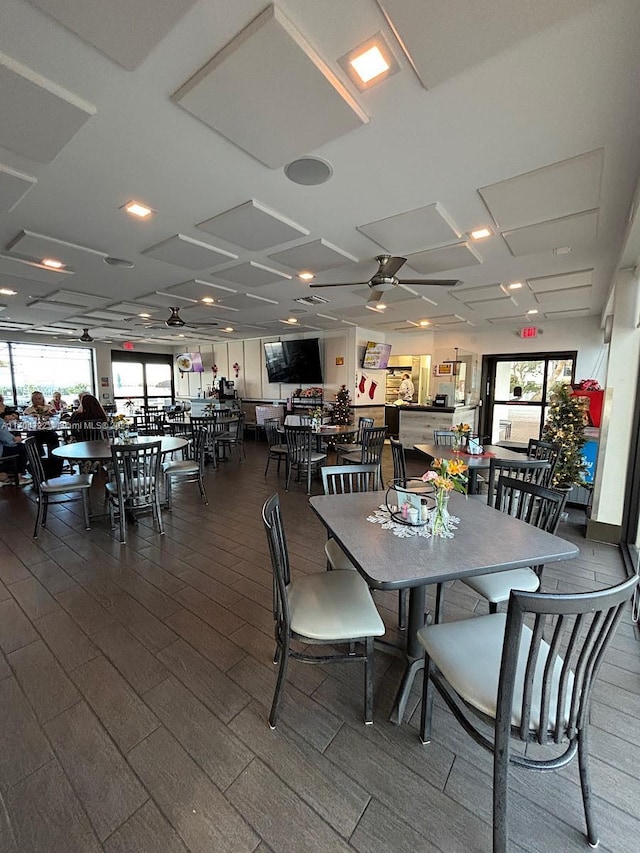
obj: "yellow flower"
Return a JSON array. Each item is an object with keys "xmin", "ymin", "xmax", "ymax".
[{"xmin": 447, "ymin": 459, "xmax": 468, "ymax": 477}]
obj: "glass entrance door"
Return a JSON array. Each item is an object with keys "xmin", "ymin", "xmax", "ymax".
[
  {"xmin": 112, "ymin": 355, "xmax": 174, "ymax": 411},
  {"xmin": 481, "ymin": 353, "xmax": 576, "ymax": 445}
]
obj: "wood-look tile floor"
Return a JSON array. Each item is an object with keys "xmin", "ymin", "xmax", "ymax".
[{"xmin": 0, "ymin": 442, "xmax": 638, "ymax": 852}]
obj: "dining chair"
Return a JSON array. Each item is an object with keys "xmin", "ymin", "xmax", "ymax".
[
  {"xmin": 390, "ymin": 437, "xmax": 408, "ymax": 486},
  {"xmin": 189, "ymin": 416, "xmax": 218, "ymax": 468},
  {"xmin": 527, "ymin": 438, "xmax": 561, "ymax": 486},
  {"xmin": 24, "ymin": 436, "xmax": 93, "ymax": 539},
  {"xmin": 162, "ymin": 426, "xmax": 208, "ymax": 510},
  {"xmin": 338, "ymin": 425, "xmax": 387, "ymax": 485},
  {"xmin": 417, "ymin": 574, "xmax": 639, "ymax": 853},
  {"xmin": 336, "ymin": 416, "xmax": 374, "ymax": 461},
  {"xmin": 262, "ymin": 493, "xmax": 385, "ymax": 728},
  {"xmin": 433, "ymin": 430, "xmax": 457, "ymax": 446},
  {"xmin": 264, "ymin": 418, "xmax": 287, "ymax": 477},
  {"xmin": 461, "ymin": 475, "xmax": 568, "ymax": 611},
  {"xmin": 215, "ymin": 413, "xmax": 245, "ymax": 462},
  {"xmin": 284, "ymin": 425, "xmax": 327, "ymax": 494},
  {"xmin": 485, "ymin": 457, "xmax": 551, "ymax": 507},
  {"xmin": 106, "ymin": 441, "xmax": 164, "ymax": 544}
]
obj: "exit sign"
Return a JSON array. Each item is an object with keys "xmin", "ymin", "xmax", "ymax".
[{"xmin": 519, "ymin": 326, "xmax": 538, "ymax": 339}]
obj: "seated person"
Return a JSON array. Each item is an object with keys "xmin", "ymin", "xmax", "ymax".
[
  {"xmin": 0, "ymin": 424, "xmax": 31, "ymax": 486},
  {"xmin": 69, "ymin": 394, "xmax": 109, "ymax": 440},
  {"xmin": 0, "ymin": 394, "xmax": 18, "ymax": 423},
  {"xmin": 49, "ymin": 391, "xmax": 68, "ymax": 412},
  {"xmin": 23, "ymin": 390, "xmax": 63, "ymax": 475}
]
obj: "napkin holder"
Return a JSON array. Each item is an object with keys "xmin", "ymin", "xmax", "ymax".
[{"xmin": 466, "ymin": 436, "xmax": 483, "ymax": 455}]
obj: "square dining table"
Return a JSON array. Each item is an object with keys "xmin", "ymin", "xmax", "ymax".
[
  {"xmin": 414, "ymin": 443, "xmax": 527, "ymax": 494},
  {"xmin": 309, "ymin": 489, "xmax": 579, "ymax": 724}
]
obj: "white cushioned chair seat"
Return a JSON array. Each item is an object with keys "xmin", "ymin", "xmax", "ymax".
[
  {"xmin": 324, "ymin": 537, "xmax": 356, "ymax": 572},
  {"xmin": 41, "ymin": 474, "xmax": 92, "ymax": 493},
  {"xmin": 268, "ymin": 443, "xmax": 288, "ymax": 455},
  {"xmin": 463, "ymin": 568, "xmax": 539, "ymax": 603},
  {"xmin": 162, "ymin": 459, "xmax": 199, "ymax": 474},
  {"xmin": 338, "ymin": 450, "xmax": 363, "ymax": 464},
  {"xmin": 417, "ymin": 613, "xmax": 573, "ymax": 731},
  {"xmin": 288, "ymin": 570, "xmax": 385, "ymax": 641}
]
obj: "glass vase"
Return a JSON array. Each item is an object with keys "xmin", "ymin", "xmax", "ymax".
[{"xmin": 429, "ymin": 489, "xmax": 452, "ymax": 537}]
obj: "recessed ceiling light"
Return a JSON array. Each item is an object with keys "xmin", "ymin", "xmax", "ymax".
[
  {"xmin": 224, "ymin": 326, "xmax": 234, "ymax": 333},
  {"xmin": 41, "ymin": 258, "xmax": 64, "ymax": 269},
  {"xmin": 553, "ymin": 245, "xmax": 572, "ymax": 255},
  {"xmin": 0, "ymin": 288, "xmax": 17, "ymax": 296},
  {"xmin": 103, "ymin": 256, "xmax": 135, "ymax": 268},
  {"xmin": 339, "ymin": 32, "xmax": 399, "ymax": 91},
  {"xmin": 419, "ymin": 320, "xmax": 430, "ymax": 326},
  {"xmin": 138, "ymin": 313, "xmax": 151, "ymax": 318},
  {"xmin": 470, "ymin": 228, "xmax": 492, "ymax": 240},
  {"xmin": 285, "ymin": 317, "xmax": 298, "ymax": 324},
  {"xmin": 527, "ymin": 309, "xmax": 539, "ymax": 315},
  {"xmin": 122, "ymin": 200, "xmax": 154, "ymax": 219},
  {"xmin": 298, "ymin": 272, "xmax": 315, "ymax": 281},
  {"xmin": 201, "ymin": 296, "xmax": 215, "ymax": 304},
  {"xmin": 366, "ymin": 302, "xmax": 386, "ymax": 312},
  {"xmin": 508, "ymin": 282, "xmax": 523, "ymax": 290}
]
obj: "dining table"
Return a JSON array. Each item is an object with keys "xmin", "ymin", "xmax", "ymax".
[
  {"xmin": 309, "ymin": 489, "xmax": 579, "ymax": 724},
  {"xmin": 52, "ymin": 435, "xmax": 189, "ymax": 462},
  {"xmin": 414, "ymin": 443, "xmax": 527, "ymax": 494}
]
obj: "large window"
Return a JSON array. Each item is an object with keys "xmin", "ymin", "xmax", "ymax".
[
  {"xmin": 111, "ymin": 351, "xmax": 174, "ymax": 411},
  {"xmin": 0, "ymin": 342, "xmax": 95, "ymax": 406}
]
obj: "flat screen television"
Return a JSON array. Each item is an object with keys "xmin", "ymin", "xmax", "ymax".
[
  {"xmin": 264, "ymin": 338, "xmax": 323, "ymax": 384},
  {"xmin": 362, "ymin": 341, "xmax": 392, "ymax": 369}
]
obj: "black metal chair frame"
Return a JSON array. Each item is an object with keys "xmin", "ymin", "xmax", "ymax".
[
  {"xmin": 215, "ymin": 413, "xmax": 246, "ymax": 462},
  {"xmin": 189, "ymin": 416, "xmax": 218, "ymax": 469},
  {"xmin": 433, "ymin": 430, "xmax": 458, "ymax": 446},
  {"xmin": 340, "ymin": 426, "xmax": 387, "ymax": 487},
  {"xmin": 163, "ymin": 427, "xmax": 208, "ymax": 510},
  {"xmin": 336, "ymin": 416, "xmax": 374, "ymax": 460},
  {"xmin": 262, "ymin": 493, "xmax": 380, "ymax": 728},
  {"xmin": 486, "ymin": 458, "xmax": 551, "ymax": 507},
  {"xmin": 527, "ymin": 438, "xmax": 562, "ymax": 486},
  {"xmin": 419, "ymin": 575, "xmax": 639, "ymax": 853},
  {"xmin": 106, "ymin": 441, "xmax": 164, "ymax": 544},
  {"xmin": 388, "ymin": 438, "xmax": 410, "ymax": 629},
  {"xmin": 264, "ymin": 417, "xmax": 287, "ymax": 477},
  {"xmin": 284, "ymin": 425, "xmax": 326, "ymax": 494}
]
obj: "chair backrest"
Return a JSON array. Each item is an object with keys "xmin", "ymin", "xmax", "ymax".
[
  {"xmin": 357, "ymin": 416, "xmax": 374, "ymax": 442},
  {"xmin": 527, "ymin": 439, "xmax": 561, "ymax": 486},
  {"xmin": 24, "ymin": 436, "xmax": 45, "ymax": 485},
  {"xmin": 284, "ymin": 424, "xmax": 314, "ymax": 465},
  {"xmin": 262, "ymin": 493, "xmax": 291, "ymax": 627},
  {"xmin": 494, "ymin": 475, "xmax": 568, "ymax": 535},
  {"xmin": 110, "ymin": 441, "xmax": 162, "ymax": 505},
  {"xmin": 359, "ymin": 426, "xmax": 387, "ymax": 465},
  {"xmin": 264, "ymin": 418, "xmax": 283, "ymax": 449},
  {"xmin": 498, "ymin": 576, "xmax": 638, "ymax": 751},
  {"xmin": 256, "ymin": 405, "xmax": 283, "ymax": 425},
  {"xmin": 193, "ymin": 427, "xmax": 208, "ymax": 474},
  {"xmin": 389, "ymin": 438, "xmax": 407, "ymax": 485},
  {"xmin": 434, "ymin": 430, "xmax": 457, "ymax": 446},
  {"xmin": 321, "ymin": 463, "xmax": 380, "ymax": 496},
  {"xmin": 486, "ymin": 458, "xmax": 551, "ymax": 507},
  {"xmin": 189, "ymin": 416, "xmax": 217, "ymax": 458}
]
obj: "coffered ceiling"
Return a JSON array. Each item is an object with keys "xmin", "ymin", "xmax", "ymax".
[{"xmin": 0, "ymin": 0, "xmax": 639, "ymax": 344}]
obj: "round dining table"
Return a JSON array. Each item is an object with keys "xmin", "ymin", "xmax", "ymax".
[{"xmin": 52, "ymin": 435, "xmax": 189, "ymax": 461}]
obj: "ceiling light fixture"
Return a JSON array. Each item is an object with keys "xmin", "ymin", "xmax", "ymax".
[
  {"xmin": 339, "ymin": 32, "xmax": 399, "ymax": 91},
  {"xmin": 0, "ymin": 288, "xmax": 17, "ymax": 296},
  {"xmin": 103, "ymin": 256, "xmax": 135, "ymax": 268},
  {"xmin": 419, "ymin": 320, "xmax": 430, "ymax": 326},
  {"xmin": 508, "ymin": 282, "xmax": 523, "ymax": 290},
  {"xmin": 470, "ymin": 228, "xmax": 492, "ymax": 240},
  {"xmin": 527, "ymin": 309, "xmax": 539, "ymax": 315},
  {"xmin": 285, "ymin": 317, "xmax": 298, "ymax": 324},
  {"xmin": 41, "ymin": 258, "xmax": 64, "ymax": 269},
  {"xmin": 298, "ymin": 272, "xmax": 315, "ymax": 281},
  {"xmin": 122, "ymin": 200, "xmax": 154, "ymax": 218},
  {"xmin": 553, "ymin": 245, "xmax": 572, "ymax": 255},
  {"xmin": 224, "ymin": 326, "xmax": 234, "ymax": 333},
  {"xmin": 201, "ymin": 296, "xmax": 215, "ymax": 304},
  {"xmin": 138, "ymin": 312, "xmax": 151, "ymax": 318}
]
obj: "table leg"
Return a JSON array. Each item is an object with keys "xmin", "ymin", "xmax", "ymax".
[
  {"xmin": 389, "ymin": 584, "xmax": 426, "ymax": 724},
  {"xmin": 468, "ymin": 469, "xmax": 479, "ymax": 494}
]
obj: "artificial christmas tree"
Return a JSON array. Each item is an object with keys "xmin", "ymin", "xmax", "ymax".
[
  {"xmin": 542, "ymin": 383, "xmax": 587, "ymax": 488},
  {"xmin": 331, "ymin": 385, "xmax": 352, "ymax": 426}
]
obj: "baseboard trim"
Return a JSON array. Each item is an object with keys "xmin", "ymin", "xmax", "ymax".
[{"xmin": 586, "ymin": 519, "xmax": 621, "ymax": 544}]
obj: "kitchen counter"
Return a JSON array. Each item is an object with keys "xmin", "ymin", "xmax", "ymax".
[{"xmin": 385, "ymin": 404, "xmax": 478, "ymax": 445}]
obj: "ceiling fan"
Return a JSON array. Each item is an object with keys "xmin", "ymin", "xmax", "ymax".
[
  {"xmin": 310, "ymin": 254, "xmax": 461, "ymax": 307},
  {"xmin": 130, "ymin": 307, "xmax": 222, "ymax": 330},
  {"xmin": 75, "ymin": 328, "xmax": 94, "ymax": 342}
]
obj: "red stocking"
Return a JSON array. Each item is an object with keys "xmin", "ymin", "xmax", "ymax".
[
  {"xmin": 358, "ymin": 374, "xmax": 367, "ymax": 394},
  {"xmin": 368, "ymin": 380, "xmax": 378, "ymax": 400}
]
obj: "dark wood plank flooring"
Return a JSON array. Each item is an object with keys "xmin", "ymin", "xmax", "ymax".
[{"xmin": 0, "ymin": 441, "xmax": 638, "ymax": 852}]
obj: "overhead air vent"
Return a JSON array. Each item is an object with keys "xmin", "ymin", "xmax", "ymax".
[{"xmin": 294, "ymin": 295, "xmax": 329, "ymax": 306}]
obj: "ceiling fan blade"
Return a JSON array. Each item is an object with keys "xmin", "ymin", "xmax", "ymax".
[
  {"xmin": 366, "ymin": 290, "xmax": 385, "ymax": 306},
  {"xmin": 397, "ymin": 278, "xmax": 461, "ymax": 287},
  {"xmin": 380, "ymin": 255, "xmax": 407, "ymax": 277},
  {"xmin": 309, "ymin": 281, "xmax": 365, "ymax": 288}
]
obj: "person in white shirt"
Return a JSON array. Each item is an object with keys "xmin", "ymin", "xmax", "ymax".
[{"xmin": 398, "ymin": 373, "xmax": 415, "ymax": 402}]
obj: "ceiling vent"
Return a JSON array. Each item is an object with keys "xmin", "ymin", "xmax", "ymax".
[{"xmin": 294, "ymin": 294, "xmax": 329, "ymax": 306}]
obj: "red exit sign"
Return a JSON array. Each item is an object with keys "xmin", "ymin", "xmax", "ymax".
[{"xmin": 519, "ymin": 326, "xmax": 538, "ymax": 339}]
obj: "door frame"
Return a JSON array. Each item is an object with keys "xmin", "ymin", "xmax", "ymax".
[{"xmin": 479, "ymin": 350, "xmax": 577, "ymax": 443}]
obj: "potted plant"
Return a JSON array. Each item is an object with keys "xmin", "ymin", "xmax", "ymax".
[{"xmin": 541, "ymin": 383, "xmax": 587, "ymax": 490}]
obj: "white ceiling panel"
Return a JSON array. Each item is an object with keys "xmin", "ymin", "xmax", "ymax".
[
  {"xmin": 451, "ymin": 283, "xmax": 510, "ymax": 304},
  {"xmin": 527, "ymin": 269, "xmax": 593, "ymax": 293},
  {"xmin": 406, "ymin": 242, "xmax": 483, "ymax": 274},
  {"xmin": 544, "ymin": 308, "xmax": 593, "ymax": 320},
  {"xmin": 40, "ymin": 289, "xmax": 108, "ymax": 308},
  {"xmin": 299, "ymin": 314, "xmax": 343, "ymax": 329},
  {"xmin": 534, "ymin": 285, "xmax": 592, "ymax": 310},
  {"xmin": 213, "ymin": 261, "xmax": 292, "ymax": 287},
  {"xmin": 107, "ymin": 302, "xmax": 162, "ymax": 316},
  {"xmin": 0, "ymin": 253, "xmax": 74, "ymax": 282},
  {"xmin": 6, "ymin": 230, "xmax": 107, "ymax": 266},
  {"xmin": 196, "ymin": 199, "xmax": 309, "ymax": 250},
  {"xmin": 487, "ymin": 315, "xmax": 532, "ymax": 326},
  {"xmin": 26, "ymin": 0, "xmax": 199, "ymax": 71},
  {"xmin": 357, "ymin": 203, "xmax": 462, "ymax": 254},
  {"xmin": 376, "ymin": 0, "xmax": 601, "ymax": 89},
  {"xmin": 269, "ymin": 239, "xmax": 359, "ymax": 272},
  {"xmin": 142, "ymin": 234, "xmax": 237, "ymax": 269},
  {"xmin": 479, "ymin": 149, "xmax": 603, "ymax": 230},
  {"xmin": 172, "ymin": 5, "xmax": 368, "ymax": 169},
  {"xmin": 0, "ymin": 164, "xmax": 37, "ymax": 212},
  {"xmin": 502, "ymin": 210, "xmax": 599, "ymax": 257},
  {"xmin": 135, "ymin": 292, "xmax": 199, "ymax": 309},
  {"xmin": 215, "ymin": 293, "xmax": 278, "ymax": 311},
  {"xmin": 0, "ymin": 51, "xmax": 96, "ymax": 163}
]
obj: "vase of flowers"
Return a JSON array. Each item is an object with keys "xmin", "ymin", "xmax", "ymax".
[
  {"xmin": 110, "ymin": 413, "xmax": 130, "ymax": 438},
  {"xmin": 421, "ymin": 457, "xmax": 468, "ymax": 537},
  {"xmin": 309, "ymin": 406, "xmax": 323, "ymax": 430},
  {"xmin": 450, "ymin": 422, "xmax": 472, "ymax": 451}
]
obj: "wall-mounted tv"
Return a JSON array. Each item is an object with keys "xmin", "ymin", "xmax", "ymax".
[
  {"xmin": 264, "ymin": 338, "xmax": 323, "ymax": 384},
  {"xmin": 362, "ymin": 341, "xmax": 392, "ymax": 369}
]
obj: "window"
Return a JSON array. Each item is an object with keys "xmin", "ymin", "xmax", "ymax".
[
  {"xmin": 111, "ymin": 351, "xmax": 174, "ymax": 411},
  {"xmin": 0, "ymin": 342, "xmax": 95, "ymax": 406}
]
